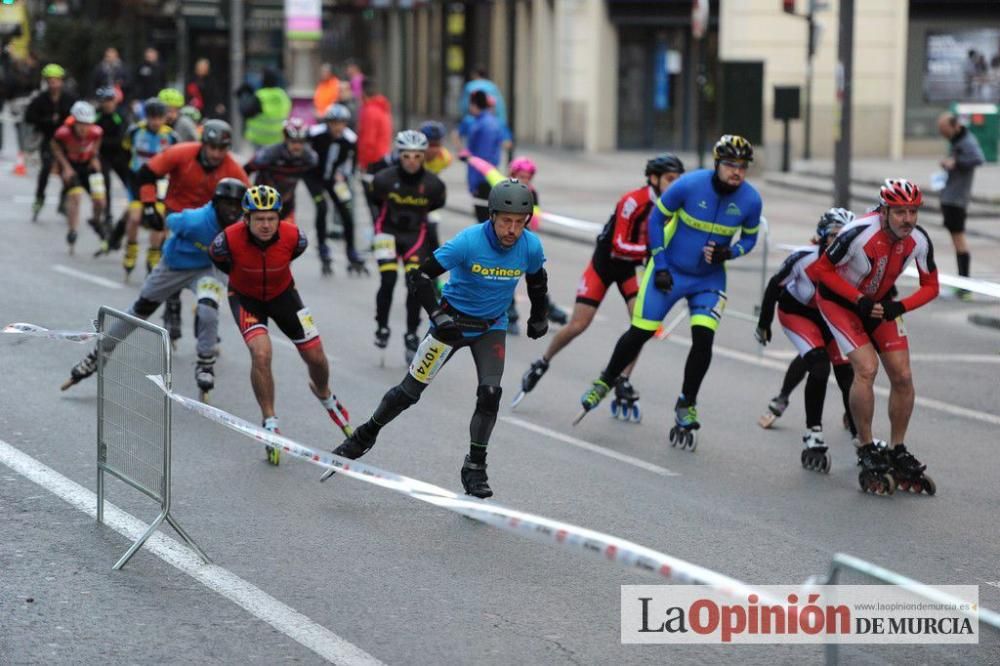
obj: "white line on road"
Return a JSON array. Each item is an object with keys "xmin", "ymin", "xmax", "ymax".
[
  {"xmin": 501, "ymin": 416, "xmax": 679, "ymax": 477},
  {"xmin": 0, "ymin": 438, "xmax": 383, "ymax": 666},
  {"xmin": 52, "ymin": 264, "xmax": 123, "ymax": 290},
  {"xmin": 669, "ymin": 335, "xmax": 1000, "ymax": 427},
  {"xmin": 762, "ymin": 349, "xmax": 1000, "ymax": 364}
]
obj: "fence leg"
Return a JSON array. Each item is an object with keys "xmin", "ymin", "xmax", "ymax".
[
  {"xmin": 113, "ymin": 509, "xmax": 168, "ymax": 570},
  {"xmin": 166, "ymin": 514, "xmax": 211, "ymax": 564}
]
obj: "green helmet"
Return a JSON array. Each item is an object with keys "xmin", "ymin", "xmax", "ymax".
[
  {"xmin": 488, "ymin": 179, "xmax": 534, "ymax": 216},
  {"xmin": 157, "ymin": 88, "xmax": 184, "ymax": 109},
  {"xmin": 41, "ymin": 63, "xmax": 66, "ymax": 79}
]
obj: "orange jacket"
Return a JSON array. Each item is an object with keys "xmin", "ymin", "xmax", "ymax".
[
  {"xmin": 313, "ymin": 77, "xmax": 340, "ymax": 116},
  {"xmin": 141, "ymin": 142, "xmax": 249, "ymax": 212}
]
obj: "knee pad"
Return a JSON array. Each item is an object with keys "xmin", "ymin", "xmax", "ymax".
[
  {"xmin": 195, "ymin": 276, "xmax": 224, "ymax": 308},
  {"xmin": 803, "ymin": 347, "xmax": 831, "ymax": 375},
  {"xmin": 475, "ymin": 385, "xmax": 502, "ymax": 416},
  {"xmin": 133, "ymin": 297, "xmax": 159, "ymax": 318}
]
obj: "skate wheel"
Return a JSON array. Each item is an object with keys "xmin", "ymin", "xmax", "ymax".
[
  {"xmin": 909, "ymin": 480, "xmax": 921, "ymax": 494},
  {"xmin": 610, "ymin": 401, "xmax": 619, "ymax": 418},
  {"xmin": 821, "ymin": 453, "xmax": 831, "ymax": 474},
  {"xmin": 922, "ymin": 475, "xmax": 936, "ymax": 496},
  {"xmin": 631, "ymin": 405, "xmax": 641, "ymax": 423},
  {"xmin": 668, "ymin": 427, "xmax": 678, "ymax": 447},
  {"xmin": 685, "ymin": 431, "xmax": 697, "ymax": 452}
]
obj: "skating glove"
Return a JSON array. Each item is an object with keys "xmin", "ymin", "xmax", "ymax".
[
  {"xmin": 880, "ymin": 299, "xmax": 906, "ymax": 321},
  {"xmin": 855, "ymin": 295, "xmax": 877, "ymax": 319},
  {"xmin": 754, "ymin": 324, "xmax": 772, "ymax": 346},
  {"xmin": 653, "ymin": 268, "xmax": 673, "ymax": 293},
  {"xmin": 430, "ymin": 308, "xmax": 463, "ymax": 344},
  {"xmin": 142, "ymin": 204, "xmax": 164, "ymax": 231},
  {"xmin": 705, "ymin": 242, "xmax": 733, "ymax": 265},
  {"xmin": 526, "ymin": 316, "xmax": 548, "ymax": 340}
]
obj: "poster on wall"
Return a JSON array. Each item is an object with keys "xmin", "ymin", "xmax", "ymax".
[
  {"xmin": 924, "ymin": 29, "xmax": 1000, "ymax": 103},
  {"xmin": 285, "ymin": 0, "xmax": 321, "ymax": 41}
]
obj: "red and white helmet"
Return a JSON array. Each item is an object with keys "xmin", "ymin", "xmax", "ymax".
[
  {"xmin": 283, "ymin": 117, "xmax": 310, "ymax": 141},
  {"xmin": 879, "ymin": 178, "xmax": 923, "ymax": 208},
  {"xmin": 509, "ymin": 157, "xmax": 537, "ymax": 177}
]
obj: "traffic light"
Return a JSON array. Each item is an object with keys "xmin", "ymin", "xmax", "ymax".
[{"xmin": 783, "ymin": 0, "xmax": 795, "ymax": 13}]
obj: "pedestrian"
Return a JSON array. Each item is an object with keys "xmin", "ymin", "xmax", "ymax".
[
  {"xmin": 187, "ymin": 58, "xmax": 226, "ymax": 119},
  {"xmin": 460, "ymin": 66, "xmax": 507, "ymax": 129},
  {"xmin": 132, "ymin": 47, "xmax": 165, "ymax": 103},
  {"xmin": 936, "ymin": 111, "xmax": 985, "ymax": 298},
  {"xmin": 345, "ymin": 60, "xmax": 364, "ymax": 101},
  {"xmin": 25, "ymin": 63, "xmax": 76, "ymax": 221},
  {"xmin": 356, "ymin": 77, "xmax": 392, "ymax": 173},
  {"xmin": 240, "ymin": 67, "xmax": 291, "ymax": 150},
  {"xmin": 90, "ymin": 47, "xmax": 128, "ymax": 101},
  {"xmin": 461, "ymin": 90, "xmax": 503, "ymax": 221},
  {"xmin": 312, "ymin": 63, "xmax": 339, "ymax": 117}
]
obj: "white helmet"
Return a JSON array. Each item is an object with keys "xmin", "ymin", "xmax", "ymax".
[
  {"xmin": 320, "ymin": 103, "xmax": 351, "ymax": 123},
  {"xmin": 394, "ymin": 129, "xmax": 428, "ymax": 152},
  {"xmin": 70, "ymin": 101, "xmax": 97, "ymax": 124}
]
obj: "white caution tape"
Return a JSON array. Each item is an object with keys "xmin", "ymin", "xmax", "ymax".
[
  {"xmin": 147, "ymin": 375, "xmax": 775, "ymax": 601},
  {"xmin": 2, "ymin": 322, "xmax": 101, "ymax": 343}
]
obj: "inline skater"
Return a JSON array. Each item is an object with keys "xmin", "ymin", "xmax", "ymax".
[
  {"xmin": 576, "ymin": 135, "xmax": 762, "ymax": 452},
  {"xmin": 370, "ymin": 130, "xmax": 446, "ymax": 363},
  {"xmin": 137, "ymin": 120, "xmax": 249, "ymax": 344},
  {"xmin": 754, "ymin": 208, "xmax": 857, "ymax": 472},
  {"xmin": 209, "ymin": 185, "xmax": 354, "ymax": 465},
  {"xmin": 114, "ymin": 98, "xmax": 178, "ymax": 277},
  {"xmin": 158, "ymin": 88, "xmax": 200, "ymax": 142},
  {"xmin": 51, "ymin": 101, "xmax": 106, "ymax": 254},
  {"xmin": 807, "ymin": 179, "xmax": 939, "ymax": 495},
  {"xmin": 25, "ymin": 63, "xmax": 76, "ymax": 221},
  {"xmin": 94, "ymin": 86, "xmax": 131, "ymax": 235},
  {"xmin": 62, "ymin": 179, "xmax": 247, "ymax": 399},
  {"xmin": 513, "ymin": 154, "xmax": 684, "ymax": 414},
  {"xmin": 306, "ymin": 104, "xmax": 366, "ymax": 275},
  {"xmin": 244, "ymin": 117, "xmax": 318, "ymax": 226},
  {"xmin": 325, "ymin": 179, "xmax": 549, "ymax": 498}
]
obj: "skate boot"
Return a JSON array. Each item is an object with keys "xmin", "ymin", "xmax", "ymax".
[
  {"xmin": 461, "ymin": 455, "xmax": 493, "ymax": 499},
  {"xmin": 146, "ymin": 247, "xmax": 162, "ymax": 274},
  {"xmin": 857, "ymin": 441, "xmax": 895, "ymax": 495},
  {"xmin": 263, "ymin": 417, "xmax": 281, "ymax": 465},
  {"xmin": 511, "ymin": 358, "xmax": 549, "ymax": 409},
  {"xmin": 61, "ymin": 349, "xmax": 99, "ymax": 390},
  {"xmin": 319, "ymin": 244, "xmax": 333, "ymax": 276},
  {"xmin": 31, "ymin": 197, "xmax": 43, "ymax": 222},
  {"xmin": 573, "ymin": 378, "xmax": 611, "ymax": 425},
  {"xmin": 66, "ymin": 229, "xmax": 78, "ymax": 254},
  {"xmin": 610, "ymin": 377, "xmax": 641, "ymax": 422},
  {"xmin": 122, "ymin": 242, "xmax": 138, "ymax": 280},
  {"xmin": 800, "ymin": 427, "xmax": 830, "ymax": 473},
  {"xmin": 163, "ymin": 299, "xmax": 182, "ymax": 349},
  {"xmin": 195, "ymin": 354, "xmax": 215, "ymax": 402},
  {"xmin": 887, "ymin": 444, "xmax": 935, "ymax": 495},
  {"xmin": 310, "ymin": 380, "xmax": 353, "ymax": 438},
  {"xmin": 321, "ymin": 421, "xmax": 378, "ymax": 481},
  {"xmin": 404, "ymin": 331, "xmax": 420, "ymax": 364},
  {"xmin": 87, "ymin": 217, "xmax": 106, "ymax": 241},
  {"xmin": 669, "ymin": 396, "xmax": 700, "ymax": 451},
  {"xmin": 346, "ymin": 249, "xmax": 369, "ymax": 276},
  {"xmin": 374, "ymin": 326, "xmax": 390, "ymax": 349},
  {"xmin": 546, "ymin": 298, "xmax": 569, "ymax": 326},
  {"xmin": 758, "ymin": 393, "xmax": 789, "ymax": 428}
]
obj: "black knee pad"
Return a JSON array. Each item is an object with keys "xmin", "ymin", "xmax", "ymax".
[
  {"xmin": 197, "ymin": 297, "xmax": 219, "ymax": 309},
  {"xmin": 133, "ymin": 297, "xmax": 159, "ymax": 318},
  {"xmin": 476, "ymin": 385, "xmax": 502, "ymax": 416},
  {"xmin": 803, "ymin": 347, "xmax": 831, "ymax": 376}
]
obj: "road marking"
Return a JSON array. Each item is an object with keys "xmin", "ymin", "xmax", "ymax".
[
  {"xmin": 52, "ymin": 264, "xmax": 123, "ymax": 290},
  {"xmin": 762, "ymin": 349, "xmax": 1000, "ymax": 364},
  {"xmin": 0, "ymin": 437, "xmax": 383, "ymax": 666},
  {"xmin": 669, "ymin": 335, "xmax": 1000, "ymax": 427},
  {"xmin": 501, "ymin": 416, "xmax": 679, "ymax": 477}
]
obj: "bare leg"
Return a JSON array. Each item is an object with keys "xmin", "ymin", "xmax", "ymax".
[
  {"xmin": 880, "ymin": 349, "xmax": 914, "ymax": 445},
  {"xmin": 300, "ymin": 342, "xmax": 331, "ymax": 398},
  {"xmin": 247, "ymin": 334, "xmax": 276, "ymax": 420},
  {"xmin": 543, "ymin": 302, "xmax": 597, "ymax": 361},
  {"xmin": 847, "ymin": 344, "xmax": 879, "ymax": 444},
  {"xmin": 66, "ymin": 192, "xmax": 81, "ymax": 232}
]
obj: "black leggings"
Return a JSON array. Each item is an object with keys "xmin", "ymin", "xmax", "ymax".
[
  {"xmin": 305, "ymin": 172, "xmax": 357, "ymax": 256},
  {"xmin": 601, "ymin": 324, "xmax": 714, "ymax": 402}
]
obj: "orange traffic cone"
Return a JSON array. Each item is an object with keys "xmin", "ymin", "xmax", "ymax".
[{"xmin": 13, "ymin": 151, "xmax": 26, "ymax": 176}]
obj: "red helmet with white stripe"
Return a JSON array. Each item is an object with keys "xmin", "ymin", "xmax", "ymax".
[{"xmin": 879, "ymin": 178, "xmax": 923, "ymax": 208}]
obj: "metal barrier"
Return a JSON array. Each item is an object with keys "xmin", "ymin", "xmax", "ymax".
[
  {"xmin": 821, "ymin": 552, "xmax": 1000, "ymax": 664},
  {"xmin": 96, "ymin": 306, "xmax": 209, "ymax": 569}
]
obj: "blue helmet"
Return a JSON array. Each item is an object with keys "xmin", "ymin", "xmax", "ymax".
[
  {"xmin": 242, "ymin": 185, "xmax": 282, "ymax": 213},
  {"xmin": 419, "ymin": 121, "xmax": 446, "ymax": 142}
]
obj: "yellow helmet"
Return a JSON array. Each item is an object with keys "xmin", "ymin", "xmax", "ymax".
[
  {"xmin": 242, "ymin": 185, "xmax": 282, "ymax": 213},
  {"xmin": 712, "ymin": 134, "xmax": 754, "ymax": 162}
]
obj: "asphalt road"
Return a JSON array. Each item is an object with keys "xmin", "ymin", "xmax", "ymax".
[{"xmin": 1, "ymin": 159, "xmax": 998, "ymax": 665}]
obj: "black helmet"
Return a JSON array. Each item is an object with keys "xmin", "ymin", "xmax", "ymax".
[
  {"xmin": 144, "ymin": 98, "xmax": 168, "ymax": 118},
  {"xmin": 201, "ymin": 119, "xmax": 233, "ymax": 148},
  {"xmin": 712, "ymin": 134, "xmax": 754, "ymax": 163},
  {"xmin": 213, "ymin": 178, "xmax": 248, "ymax": 224},
  {"xmin": 213, "ymin": 177, "xmax": 248, "ymax": 202},
  {"xmin": 488, "ymin": 179, "xmax": 534, "ymax": 216},
  {"xmin": 645, "ymin": 153, "xmax": 685, "ymax": 177}
]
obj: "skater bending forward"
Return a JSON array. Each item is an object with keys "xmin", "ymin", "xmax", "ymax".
[{"xmin": 332, "ymin": 179, "xmax": 549, "ymax": 498}]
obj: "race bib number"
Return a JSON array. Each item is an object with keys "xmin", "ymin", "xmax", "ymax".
[
  {"xmin": 296, "ymin": 307, "xmax": 319, "ymax": 341},
  {"xmin": 88, "ymin": 172, "xmax": 106, "ymax": 200},
  {"xmin": 895, "ymin": 316, "xmax": 907, "ymax": 338},
  {"xmin": 373, "ymin": 233, "xmax": 397, "ymax": 261},
  {"xmin": 156, "ymin": 178, "xmax": 169, "ymax": 200},
  {"xmin": 333, "ymin": 180, "xmax": 352, "ymax": 203},
  {"xmin": 408, "ymin": 335, "xmax": 453, "ymax": 384},
  {"xmin": 195, "ymin": 276, "xmax": 225, "ymax": 304}
]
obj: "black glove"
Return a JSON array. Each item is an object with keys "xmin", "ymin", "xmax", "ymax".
[
  {"xmin": 430, "ymin": 308, "xmax": 463, "ymax": 344},
  {"xmin": 142, "ymin": 204, "xmax": 164, "ymax": 231},
  {"xmin": 706, "ymin": 243, "xmax": 733, "ymax": 265},
  {"xmin": 880, "ymin": 299, "xmax": 906, "ymax": 321},
  {"xmin": 526, "ymin": 317, "xmax": 548, "ymax": 340},
  {"xmin": 754, "ymin": 324, "xmax": 772, "ymax": 346},
  {"xmin": 855, "ymin": 295, "xmax": 877, "ymax": 319},
  {"xmin": 653, "ymin": 268, "xmax": 673, "ymax": 293}
]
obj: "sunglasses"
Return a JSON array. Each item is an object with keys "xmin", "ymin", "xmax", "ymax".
[{"xmin": 720, "ymin": 160, "xmax": 749, "ymax": 171}]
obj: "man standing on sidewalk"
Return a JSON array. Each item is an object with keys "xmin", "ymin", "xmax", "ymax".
[{"xmin": 937, "ymin": 111, "xmax": 984, "ymax": 298}]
